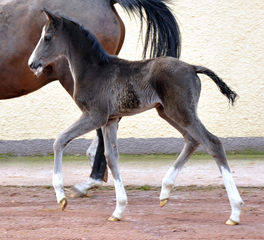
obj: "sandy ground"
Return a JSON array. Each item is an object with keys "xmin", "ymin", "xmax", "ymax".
[
  {"xmin": 1, "ymin": 155, "xmax": 264, "ymax": 187},
  {"xmin": 0, "ymin": 155, "xmax": 263, "ymax": 239}
]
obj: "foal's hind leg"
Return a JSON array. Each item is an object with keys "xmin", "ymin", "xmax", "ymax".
[
  {"xmin": 156, "ymin": 105, "xmax": 200, "ymax": 206},
  {"xmin": 69, "ymin": 129, "xmax": 106, "ymax": 198},
  {"xmin": 86, "ymin": 133, "xmax": 99, "ymax": 168},
  {"xmin": 70, "ymin": 121, "xmax": 120, "ymax": 198},
  {"xmin": 102, "ymin": 118, "xmax": 127, "ymax": 221},
  {"xmin": 72, "ymin": 120, "xmax": 122, "ymax": 197},
  {"xmin": 185, "ymin": 119, "xmax": 243, "ymax": 225}
]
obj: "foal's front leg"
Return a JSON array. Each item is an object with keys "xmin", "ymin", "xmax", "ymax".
[
  {"xmin": 102, "ymin": 118, "xmax": 127, "ymax": 221},
  {"xmin": 53, "ymin": 113, "xmax": 101, "ymax": 210}
]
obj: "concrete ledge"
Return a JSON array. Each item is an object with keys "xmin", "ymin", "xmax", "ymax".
[{"xmin": 0, "ymin": 137, "xmax": 263, "ymax": 156}]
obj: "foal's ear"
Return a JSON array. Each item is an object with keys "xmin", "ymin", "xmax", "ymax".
[{"xmin": 42, "ymin": 8, "xmax": 62, "ymax": 26}]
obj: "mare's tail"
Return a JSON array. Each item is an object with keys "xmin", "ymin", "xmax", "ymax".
[
  {"xmin": 112, "ymin": 0, "xmax": 181, "ymax": 58},
  {"xmin": 195, "ymin": 66, "xmax": 238, "ymax": 105}
]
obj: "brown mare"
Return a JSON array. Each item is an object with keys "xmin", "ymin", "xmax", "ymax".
[
  {"xmin": 29, "ymin": 10, "xmax": 243, "ymax": 225},
  {"xmin": 0, "ymin": 0, "xmax": 181, "ymax": 184}
]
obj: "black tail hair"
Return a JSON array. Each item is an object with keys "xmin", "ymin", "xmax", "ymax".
[
  {"xmin": 112, "ymin": 0, "xmax": 181, "ymax": 58},
  {"xmin": 195, "ymin": 66, "xmax": 238, "ymax": 105}
]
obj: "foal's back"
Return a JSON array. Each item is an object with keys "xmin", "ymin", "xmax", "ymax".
[{"xmin": 97, "ymin": 56, "xmax": 200, "ymax": 118}]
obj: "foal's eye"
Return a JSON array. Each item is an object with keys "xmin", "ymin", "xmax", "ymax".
[{"xmin": 44, "ymin": 36, "xmax": 52, "ymax": 42}]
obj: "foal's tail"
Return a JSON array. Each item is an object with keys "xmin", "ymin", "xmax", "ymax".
[{"xmin": 195, "ymin": 66, "xmax": 238, "ymax": 105}]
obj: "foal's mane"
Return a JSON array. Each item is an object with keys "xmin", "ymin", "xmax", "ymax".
[
  {"xmin": 57, "ymin": 12, "xmax": 115, "ymax": 63},
  {"xmin": 78, "ymin": 25, "xmax": 115, "ymax": 63}
]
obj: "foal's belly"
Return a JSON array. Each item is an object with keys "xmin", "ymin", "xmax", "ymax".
[{"xmin": 110, "ymin": 102, "xmax": 159, "ymax": 118}]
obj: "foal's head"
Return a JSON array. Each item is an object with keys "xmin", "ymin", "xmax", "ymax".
[{"xmin": 28, "ymin": 9, "xmax": 65, "ymax": 76}]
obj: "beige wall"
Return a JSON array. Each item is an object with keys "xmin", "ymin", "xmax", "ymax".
[{"xmin": 1, "ymin": 0, "xmax": 264, "ymax": 141}]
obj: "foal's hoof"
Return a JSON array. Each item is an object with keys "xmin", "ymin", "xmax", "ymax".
[
  {"xmin": 160, "ymin": 199, "xmax": 168, "ymax": 208},
  {"xmin": 103, "ymin": 168, "xmax": 108, "ymax": 183},
  {"xmin": 59, "ymin": 197, "xmax": 68, "ymax": 211},
  {"xmin": 225, "ymin": 219, "xmax": 239, "ymax": 225},
  {"xmin": 66, "ymin": 187, "xmax": 86, "ymax": 198},
  {"xmin": 108, "ymin": 216, "xmax": 121, "ymax": 221}
]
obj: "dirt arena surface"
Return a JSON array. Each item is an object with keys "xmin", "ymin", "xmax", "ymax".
[
  {"xmin": 0, "ymin": 186, "xmax": 263, "ymax": 240},
  {"xmin": 0, "ymin": 155, "xmax": 263, "ymax": 239}
]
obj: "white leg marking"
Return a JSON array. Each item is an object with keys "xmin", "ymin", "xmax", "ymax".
[
  {"xmin": 221, "ymin": 166, "xmax": 243, "ymax": 223},
  {"xmin": 53, "ymin": 173, "xmax": 66, "ymax": 204},
  {"xmin": 73, "ymin": 177, "xmax": 103, "ymax": 195},
  {"xmin": 111, "ymin": 179, "xmax": 127, "ymax": 220},
  {"xmin": 160, "ymin": 167, "xmax": 180, "ymax": 201},
  {"xmin": 101, "ymin": 119, "xmax": 127, "ymax": 220},
  {"xmin": 86, "ymin": 135, "xmax": 99, "ymax": 167}
]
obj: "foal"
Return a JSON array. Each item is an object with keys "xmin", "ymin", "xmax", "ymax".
[{"xmin": 28, "ymin": 10, "xmax": 243, "ymax": 225}]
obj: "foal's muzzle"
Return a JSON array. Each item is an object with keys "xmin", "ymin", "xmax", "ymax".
[{"xmin": 28, "ymin": 61, "xmax": 44, "ymax": 75}]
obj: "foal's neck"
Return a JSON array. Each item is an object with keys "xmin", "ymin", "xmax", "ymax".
[{"xmin": 62, "ymin": 20, "xmax": 111, "ymax": 78}]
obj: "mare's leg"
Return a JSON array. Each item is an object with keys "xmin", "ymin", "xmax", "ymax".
[
  {"xmin": 53, "ymin": 113, "xmax": 106, "ymax": 210},
  {"xmin": 102, "ymin": 118, "xmax": 127, "ymax": 221},
  {"xmin": 70, "ymin": 119, "xmax": 121, "ymax": 197},
  {"xmin": 184, "ymin": 120, "xmax": 243, "ymax": 225},
  {"xmin": 156, "ymin": 105, "xmax": 200, "ymax": 206},
  {"xmin": 89, "ymin": 129, "xmax": 108, "ymax": 182},
  {"xmin": 69, "ymin": 129, "xmax": 108, "ymax": 198}
]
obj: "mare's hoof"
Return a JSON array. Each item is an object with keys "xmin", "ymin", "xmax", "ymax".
[
  {"xmin": 59, "ymin": 197, "xmax": 68, "ymax": 211},
  {"xmin": 66, "ymin": 187, "xmax": 86, "ymax": 198},
  {"xmin": 225, "ymin": 219, "xmax": 239, "ymax": 225},
  {"xmin": 160, "ymin": 199, "xmax": 168, "ymax": 208},
  {"xmin": 108, "ymin": 216, "xmax": 121, "ymax": 221}
]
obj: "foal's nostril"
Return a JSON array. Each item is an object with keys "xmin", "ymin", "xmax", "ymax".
[
  {"xmin": 29, "ymin": 62, "xmax": 34, "ymax": 69},
  {"xmin": 29, "ymin": 62, "xmax": 43, "ymax": 70}
]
